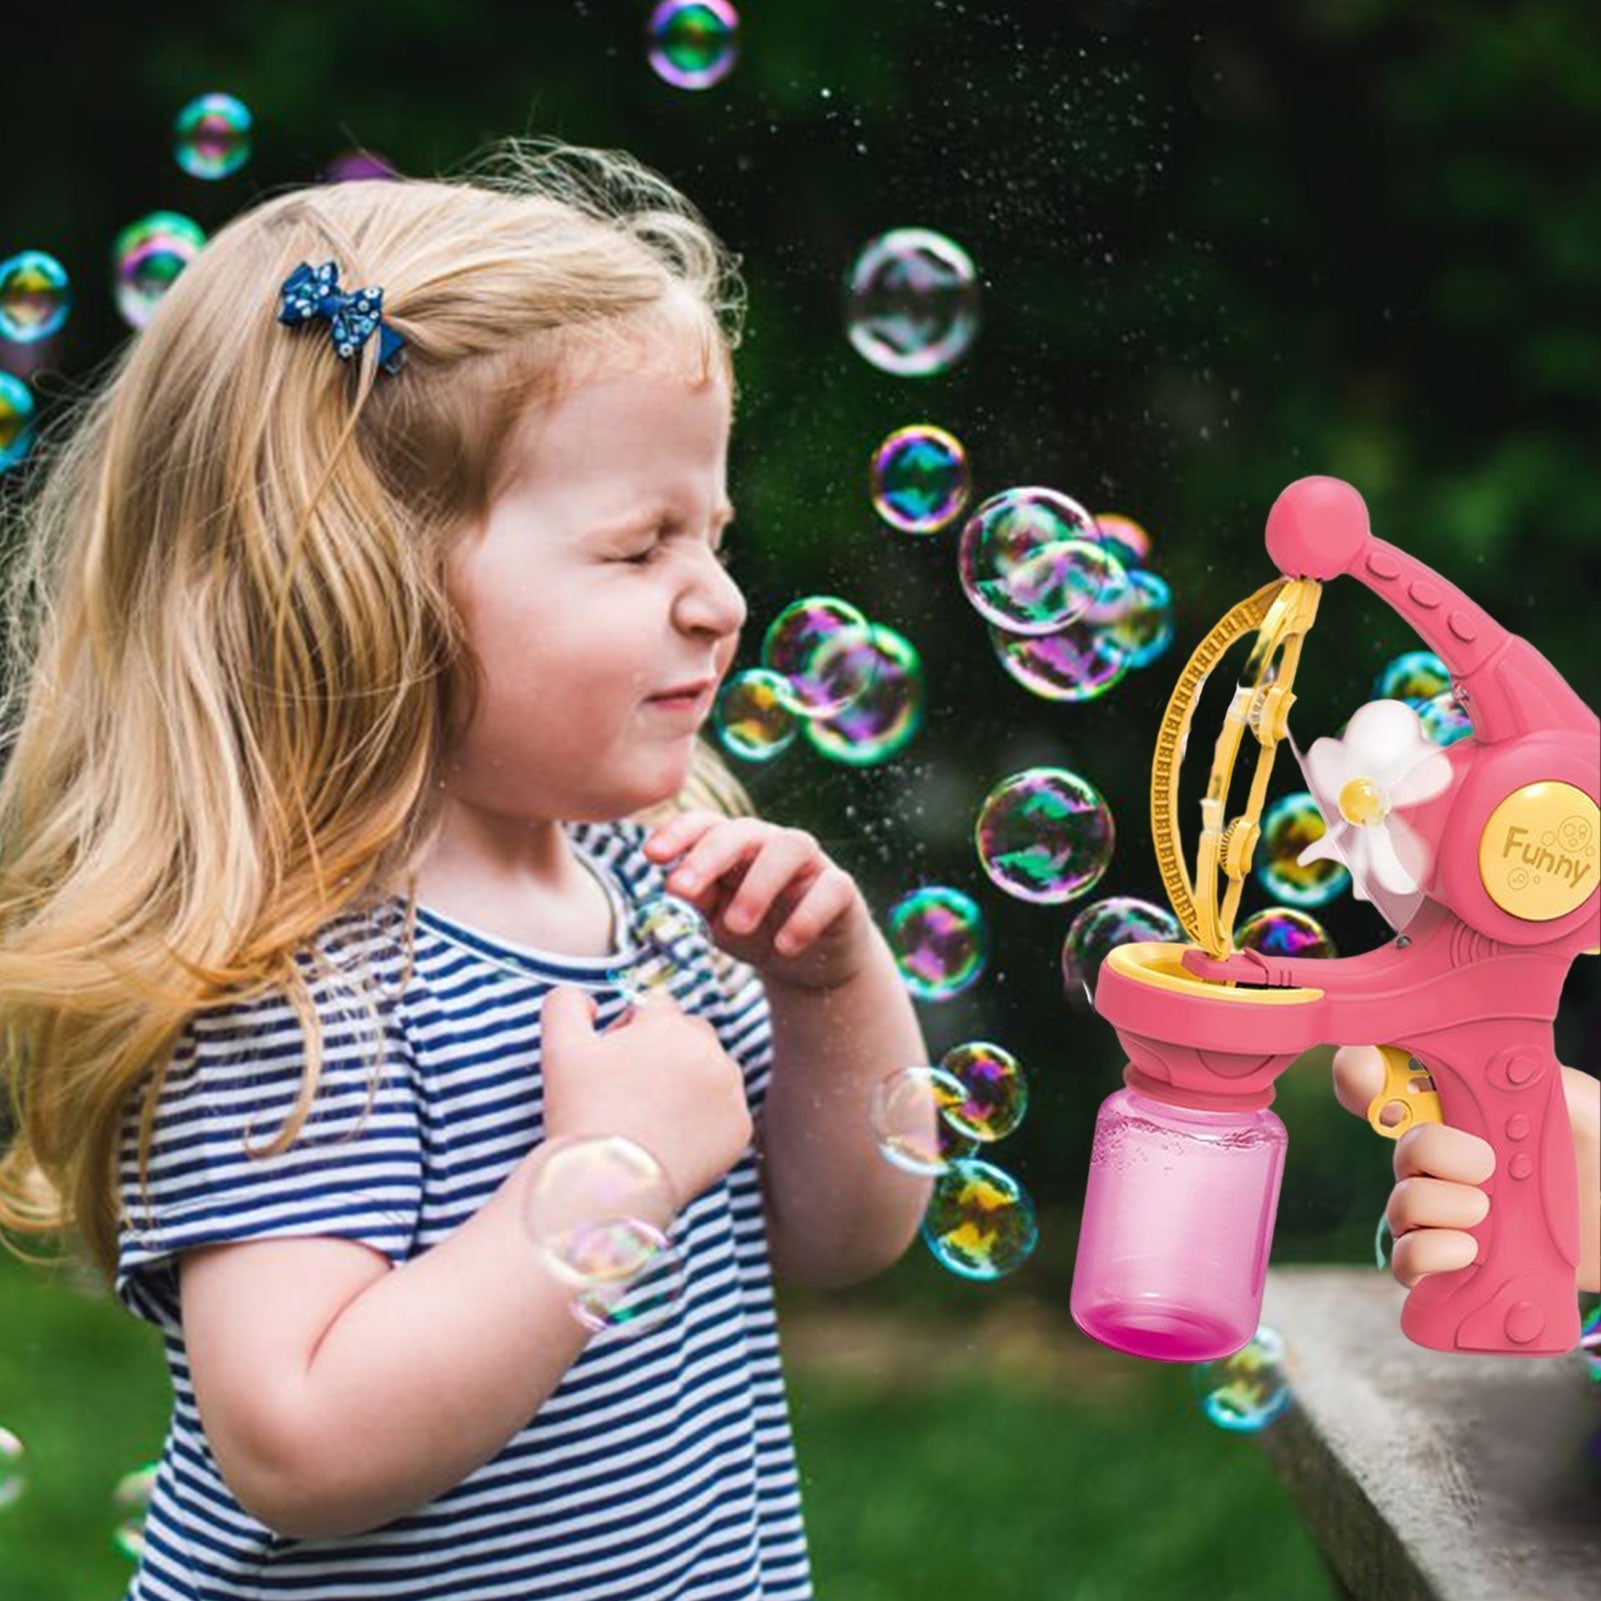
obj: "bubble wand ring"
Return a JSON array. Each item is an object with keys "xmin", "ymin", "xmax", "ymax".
[{"xmin": 1073, "ymin": 476, "xmax": 1597, "ymax": 1360}]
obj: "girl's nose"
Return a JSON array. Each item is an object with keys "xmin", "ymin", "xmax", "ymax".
[{"xmin": 678, "ymin": 550, "xmax": 747, "ymax": 638}]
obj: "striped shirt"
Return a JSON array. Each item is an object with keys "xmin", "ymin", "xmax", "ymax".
[{"xmin": 114, "ymin": 818, "xmax": 814, "ymax": 1600}]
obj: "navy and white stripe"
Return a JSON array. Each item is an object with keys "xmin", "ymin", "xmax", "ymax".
[{"xmin": 114, "ymin": 818, "xmax": 814, "ymax": 1600}]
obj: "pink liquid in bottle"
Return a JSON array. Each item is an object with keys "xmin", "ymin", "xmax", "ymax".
[{"xmin": 1070, "ymin": 1085, "xmax": 1288, "ymax": 1362}]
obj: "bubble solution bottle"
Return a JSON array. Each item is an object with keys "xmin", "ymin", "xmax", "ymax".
[{"xmin": 1070, "ymin": 1080, "xmax": 1288, "ymax": 1362}]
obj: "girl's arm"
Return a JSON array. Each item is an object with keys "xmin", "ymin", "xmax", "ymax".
[
  {"xmin": 181, "ymin": 984, "xmax": 755, "ymax": 1541},
  {"xmin": 756, "ymin": 919, "xmax": 936, "ymax": 1286}
]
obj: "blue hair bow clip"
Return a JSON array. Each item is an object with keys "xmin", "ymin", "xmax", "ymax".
[{"xmin": 276, "ymin": 260, "xmax": 406, "ymax": 375}]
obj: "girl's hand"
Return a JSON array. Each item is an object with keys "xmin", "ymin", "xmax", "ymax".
[
  {"xmin": 1332, "ymin": 1044, "xmax": 1600, "ymax": 1293},
  {"xmin": 642, "ymin": 810, "xmax": 876, "ymax": 992}
]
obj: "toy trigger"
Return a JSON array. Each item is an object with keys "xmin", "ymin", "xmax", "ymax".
[{"xmin": 1366, "ymin": 1045, "xmax": 1443, "ymax": 1140}]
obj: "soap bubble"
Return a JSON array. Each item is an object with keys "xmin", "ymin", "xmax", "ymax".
[
  {"xmin": 871, "ymin": 1065, "xmax": 976, "ymax": 1175},
  {"xmin": 0, "ymin": 1424, "xmax": 24, "ymax": 1510},
  {"xmin": 845, "ymin": 228, "xmax": 980, "ymax": 377},
  {"xmin": 523, "ymin": 1135, "xmax": 677, "ymax": 1290},
  {"xmin": 1235, "ymin": 906, "xmax": 1337, "ymax": 959},
  {"xmin": 611, "ymin": 894, "xmax": 709, "ymax": 1001},
  {"xmin": 173, "ymin": 92, "xmax": 253, "ymax": 179},
  {"xmin": 804, "ymin": 624, "xmax": 923, "ymax": 766},
  {"xmin": 762, "ymin": 596, "xmax": 877, "ymax": 718},
  {"xmin": 1580, "ymin": 1303, "xmax": 1600, "ymax": 1385},
  {"xmin": 1418, "ymin": 689, "xmax": 1473, "ymax": 747},
  {"xmin": 323, "ymin": 148, "xmax": 401, "ymax": 183},
  {"xmin": 871, "ymin": 424, "xmax": 971, "ymax": 533},
  {"xmin": 111, "ymin": 1462, "xmax": 158, "ymax": 1559},
  {"xmin": 1374, "ymin": 649, "xmax": 1450, "ymax": 704},
  {"xmin": 1255, "ymin": 793, "xmax": 1351, "ymax": 908},
  {"xmin": 989, "ymin": 616, "xmax": 1132, "ymax": 702},
  {"xmin": 0, "ymin": 374, "xmax": 37, "ymax": 473},
  {"xmin": 0, "ymin": 250, "xmax": 72, "ymax": 343},
  {"xmin": 975, "ymin": 767, "xmax": 1114, "ymax": 905},
  {"xmin": 958, "ymin": 488, "xmax": 1125, "ymax": 634},
  {"xmin": 1093, "ymin": 511, "xmax": 1153, "ymax": 568},
  {"xmin": 1374, "ymin": 1212, "xmax": 1394, "ymax": 1272},
  {"xmin": 1190, "ymin": 1325, "xmax": 1294, "ymax": 1433},
  {"xmin": 647, "ymin": 0, "xmax": 740, "ymax": 89},
  {"xmin": 1102, "ymin": 570, "xmax": 1174, "ymax": 669},
  {"xmin": 1061, "ymin": 895, "xmax": 1183, "ymax": 1009},
  {"xmin": 570, "ymin": 1231, "xmax": 684, "ymax": 1338},
  {"xmin": 939, "ymin": 1042, "xmax": 1027, "ymax": 1142},
  {"xmin": 921, "ymin": 1157, "xmax": 1039, "ymax": 1280},
  {"xmin": 887, "ymin": 886, "xmax": 988, "ymax": 1000},
  {"xmin": 113, "ymin": 212, "xmax": 207, "ymax": 330},
  {"xmin": 713, "ymin": 668, "xmax": 798, "ymax": 762}
]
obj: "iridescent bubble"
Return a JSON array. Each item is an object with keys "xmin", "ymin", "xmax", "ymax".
[
  {"xmin": 647, "ymin": 0, "xmax": 740, "ymax": 90},
  {"xmin": 921, "ymin": 1157, "xmax": 1039, "ymax": 1280},
  {"xmin": 523, "ymin": 1135, "xmax": 677, "ymax": 1290},
  {"xmin": 1103, "ymin": 570, "xmax": 1174, "ymax": 669},
  {"xmin": 1580, "ymin": 1303, "xmax": 1600, "ymax": 1386},
  {"xmin": 112, "ymin": 212, "xmax": 207, "ymax": 330},
  {"xmin": 0, "ymin": 373, "xmax": 37, "ymax": 473},
  {"xmin": 988, "ymin": 616, "xmax": 1132, "ymax": 702},
  {"xmin": 1093, "ymin": 511, "xmax": 1153, "ymax": 569},
  {"xmin": 713, "ymin": 667, "xmax": 798, "ymax": 762},
  {"xmin": 871, "ymin": 1064, "xmax": 976, "ymax": 1175},
  {"xmin": 1418, "ymin": 689, "xmax": 1473, "ymax": 748},
  {"xmin": 887, "ymin": 885, "xmax": 988, "ymax": 1000},
  {"xmin": 173, "ymin": 92, "xmax": 253, "ymax": 180},
  {"xmin": 323, "ymin": 148, "xmax": 401, "ymax": 183},
  {"xmin": 1190, "ymin": 1325, "xmax": 1294, "ymax": 1433},
  {"xmin": 1235, "ymin": 906, "xmax": 1337, "ymax": 959},
  {"xmin": 803, "ymin": 624, "xmax": 923, "ymax": 767},
  {"xmin": 975, "ymin": 767, "xmax": 1115, "ymax": 905},
  {"xmin": 845, "ymin": 228, "xmax": 980, "ymax": 377},
  {"xmin": 1061, "ymin": 895, "xmax": 1182, "ymax": 1010},
  {"xmin": 0, "ymin": 250, "xmax": 72, "ymax": 344},
  {"xmin": 0, "ymin": 1424, "xmax": 24, "ymax": 1510},
  {"xmin": 761, "ymin": 596, "xmax": 877, "ymax": 718},
  {"xmin": 1255, "ymin": 792, "xmax": 1351, "ymax": 909},
  {"xmin": 1374, "ymin": 649, "xmax": 1450, "ymax": 704},
  {"xmin": 1374, "ymin": 1211, "xmax": 1393, "ymax": 1272},
  {"xmin": 111, "ymin": 1462, "xmax": 158, "ymax": 1559},
  {"xmin": 570, "ymin": 1230, "xmax": 684, "ymax": 1338},
  {"xmin": 939, "ymin": 1042, "xmax": 1027, "ymax": 1142},
  {"xmin": 611, "ymin": 893, "xmax": 709, "ymax": 1001},
  {"xmin": 871, "ymin": 424, "xmax": 971, "ymax": 534},
  {"xmin": 958, "ymin": 488, "xmax": 1126, "ymax": 634}
]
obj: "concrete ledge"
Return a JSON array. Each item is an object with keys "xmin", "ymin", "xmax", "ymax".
[{"xmin": 1258, "ymin": 1266, "xmax": 1598, "ymax": 1601}]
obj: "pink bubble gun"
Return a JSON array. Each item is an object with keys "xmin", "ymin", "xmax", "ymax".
[{"xmin": 1069, "ymin": 476, "xmax": 1597, "ymax": 1362}]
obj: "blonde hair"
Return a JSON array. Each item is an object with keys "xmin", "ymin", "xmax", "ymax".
[{"xmin": 0, "ymin": 138, "xmax": 755, "ymax": 1288}]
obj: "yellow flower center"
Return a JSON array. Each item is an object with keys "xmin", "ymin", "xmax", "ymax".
[{"xmin": 1338, "ymin": 776, "xmax": 1389, "ymax": 827}]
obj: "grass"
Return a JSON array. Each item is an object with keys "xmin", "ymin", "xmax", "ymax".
[{"xmin": 0, "ymin": 1249, "xmax": 1338, "ymax": 1601}]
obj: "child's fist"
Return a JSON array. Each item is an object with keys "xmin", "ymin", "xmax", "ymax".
[{"xmin": 1333, "ymin": 1044, "xmax": 1600, "ymax": 1293}]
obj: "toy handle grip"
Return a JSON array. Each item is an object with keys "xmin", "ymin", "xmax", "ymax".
[{"xmin": 1399, "ymin": 1023, "xmax": 1581, "ymax": 1355}]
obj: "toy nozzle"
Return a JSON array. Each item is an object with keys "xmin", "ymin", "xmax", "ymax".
[{"xmin": 1265, "ymin": 476, "xmax": 1370, "ymax": 580}]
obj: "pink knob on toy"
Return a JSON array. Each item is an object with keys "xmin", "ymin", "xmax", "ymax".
[{"xmin": 1264, "ymin": 475, "xmax": 1371, "ymax": 580}]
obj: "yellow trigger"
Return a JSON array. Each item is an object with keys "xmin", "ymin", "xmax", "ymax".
[{"xmin": 1366, "ymin": 1045, "xmax": 1443, "ymax": 1140}]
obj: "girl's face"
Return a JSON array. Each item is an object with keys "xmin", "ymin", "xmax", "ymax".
[{"xmin": 441, "ymin": 350, "xmax": 746, "ymax": 824}]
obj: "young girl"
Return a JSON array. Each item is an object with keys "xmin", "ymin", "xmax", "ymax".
[
  {"xmin": 0, "ymin": 134, "xmax": 1593, "ymax": 1601},
  {"xmin": 0, "ymin": 139, "xmax": 935, "ymax": 1599}
]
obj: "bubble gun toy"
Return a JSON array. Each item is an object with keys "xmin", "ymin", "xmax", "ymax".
[{"xmin": 1068, "ymin": 476, "xmax": 1597, "ymax": 1362}]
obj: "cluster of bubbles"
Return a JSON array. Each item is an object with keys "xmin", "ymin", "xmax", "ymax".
[
  {"xmin": 522, "ymin": 1134, "xmax": 684, "ymax": 1338},
  {"xmin": 0, "ymin": 1423, "xmax": 158, "ymax": 1559},
  {"xmin": 646, "ymin": 0, "xmax": 740, "ymax": 89},
  {"xmin": 872, "ymin": 1043, "xmax": 1038, "ymax": 1280},
  {"xmin": 1374, "ymin": 649, "xmax": 1472, "ymax": 749},
  {"xmin": 712, "ymin": 595, "xmax": 924, "ymax": 769},
  {"xmin": 0, "ymin": 91, "xmax": 409, "ymax": 479}
]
